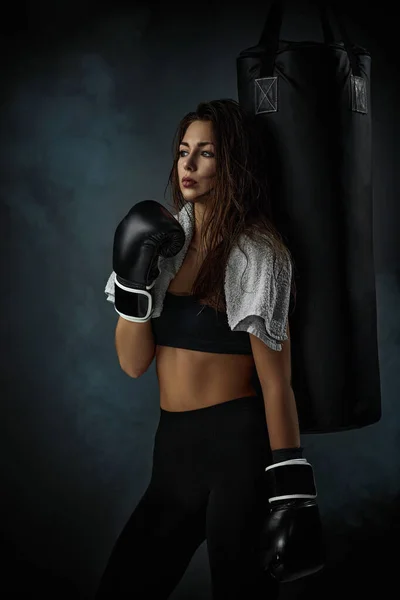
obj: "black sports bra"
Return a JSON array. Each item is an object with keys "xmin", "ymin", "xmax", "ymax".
[{"xmin": 151, "ymin": 291, "xmax": 253, "ymax": 355}]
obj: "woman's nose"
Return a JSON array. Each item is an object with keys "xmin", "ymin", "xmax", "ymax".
[{"xmin": 183, "ymin": 156, "xmax": 196, "ymax": 171}]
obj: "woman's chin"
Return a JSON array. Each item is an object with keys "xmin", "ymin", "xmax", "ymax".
[{"xmin": 181, "ymin": 189, "xmax": 209, "ymax": 202}]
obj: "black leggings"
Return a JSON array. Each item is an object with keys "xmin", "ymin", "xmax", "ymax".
[{"xmin": 95, "ymin": 395, "xmax": 279, "ymax": 599}]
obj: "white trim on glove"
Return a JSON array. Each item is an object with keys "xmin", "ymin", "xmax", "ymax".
[{"xmin": 265, "ymin": 458, "xmax": 317, "ymax": 503}]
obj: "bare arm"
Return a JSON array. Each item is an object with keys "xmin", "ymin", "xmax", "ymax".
[
  {"xmin": 115, "ymin": 316, "xmax": 156, "ymax": 378},
  {"xmin": 261, "ymin": 385, "xmax": 301, "ymax": 450},
  {"xmin": 250, "ymin": 323, "xmax": 301, "ymax": 450}
]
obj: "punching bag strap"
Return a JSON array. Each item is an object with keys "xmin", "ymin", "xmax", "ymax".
[
  {"xmin": 319, "ymin": 2, "xmax": 362, "ymax": 77},
  {"xmin": 321, "ymin": 3, "xmax": 367, "ymax": 112},
  {"xmin": 257, "ymin": 0, "xmax": 283, "ymax": 77},
  {"xmin": 318, "ymin": 3, "xmax": 335, "ymax": 44},
  {"xmin": 258, "ymin": 0, "xmax": 361, "ymax": 78}
]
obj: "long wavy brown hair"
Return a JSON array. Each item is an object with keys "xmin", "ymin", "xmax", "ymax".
[{"xmin": 164, "ymin": 98, "xmax": 296, "ymax": 314}]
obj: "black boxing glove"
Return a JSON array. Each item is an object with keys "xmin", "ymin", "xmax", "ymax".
[
  {"xmin": 113, "ymin": 200, "xmax": 185, "ymax": 322},
  {"xmin": 259, "ymin": 456, "xmax": 325, "ymax": 582}
]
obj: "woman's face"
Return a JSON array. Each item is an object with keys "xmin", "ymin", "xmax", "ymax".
[{"xmin": 177, "ymin": 120, "xmax": 216, "ymax": 203}]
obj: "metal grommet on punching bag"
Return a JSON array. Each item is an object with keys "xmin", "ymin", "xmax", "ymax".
[{"xmin": 237, "ymin": 0, "xmax": 381, "ymax": 433}]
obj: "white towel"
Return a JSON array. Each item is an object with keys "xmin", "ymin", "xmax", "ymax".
[{"xmin": 104, "ymin": 201, "xmax": 291, "ymax": 351}]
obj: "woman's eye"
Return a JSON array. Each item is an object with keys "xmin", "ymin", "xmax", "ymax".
[{"xmin": 178, "ymin": 150, "xmax": 214, "ymax": 158}]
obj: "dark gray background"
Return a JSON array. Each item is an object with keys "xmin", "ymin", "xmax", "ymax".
[{"xmin": 1, "ymin": 1, "xmax": 398, "ymax": 598}]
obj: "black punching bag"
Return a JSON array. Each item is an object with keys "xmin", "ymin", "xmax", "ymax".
[{"xmin": 237, "ymin": 1, "xmax": 381, "ymax": 433}]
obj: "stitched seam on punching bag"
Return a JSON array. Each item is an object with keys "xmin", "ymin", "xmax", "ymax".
[
  {"xmin": 255, "ymin": 77, "xmax": 278, "ymax": 114},
  {"xmin": 351, "ymin": 74, "xmax": 368, "ymax": 114}
]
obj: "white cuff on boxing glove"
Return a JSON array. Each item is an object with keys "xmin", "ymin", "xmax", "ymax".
[
  {"xmin": 265, "ymin": 459, "xmax": 317, "ymax": 503},
  {"xmin": 114, "ymin": 277, "xmax": 156, "ymax": 323}
]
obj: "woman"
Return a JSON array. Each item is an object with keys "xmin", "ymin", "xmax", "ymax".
[{"xmin": 99, "ymin": 99, "xmax": 323, "ymax": 599}]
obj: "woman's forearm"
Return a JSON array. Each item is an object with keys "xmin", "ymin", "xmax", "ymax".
[
  {"xmin": 115, "ymin": 316, "xmax": 156, "ymax": 378},
  {"xmin": 262, "ymin": 385, "xmax": 301, "ymax": 451}
]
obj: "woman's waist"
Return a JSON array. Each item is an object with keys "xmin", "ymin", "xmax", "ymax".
[{"xmin": 155, "ymin": 345, "xmax": 257, "ymax": 411}]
